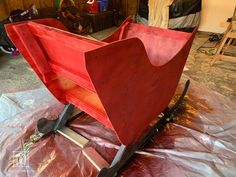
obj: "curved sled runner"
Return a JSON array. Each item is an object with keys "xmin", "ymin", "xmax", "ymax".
[{"xmin": 6, "ymin": 18, "xmax": 196, "ymax": 176}]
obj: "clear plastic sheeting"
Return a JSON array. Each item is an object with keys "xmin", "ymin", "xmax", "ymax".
[
  {"xmin": 0, "ymin": 88, "xmax": 61, "ymax": 122},
  {"xmin": 0, "ymin": 78, "xmax": 236, "ymax": 177}
]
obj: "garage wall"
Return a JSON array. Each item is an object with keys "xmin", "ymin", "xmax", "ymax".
[
  {"xmin": 120, "ymin": 0, "xmax": 139, "ymax": 19},
  {"xmin": 199, "ymin": 0, "xmax": 236, "ymax": 33},
  {"xmin": 0, "ymin": 0, "xmax": 55, "ymax": 21},
  {"xmin": 0, "ymin": 0, "xmax": 138, "ymax": 21}
]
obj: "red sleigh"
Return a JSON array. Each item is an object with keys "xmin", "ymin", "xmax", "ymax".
[{"xmin": 6, "ymin": 18, "xmax": 196, "ymax": 176}]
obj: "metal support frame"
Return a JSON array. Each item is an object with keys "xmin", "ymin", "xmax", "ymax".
[
  {"xmin": 37, "ymin": 104, "xmax": 110, "ymax": 170},
  {"xmin": 37, "ymin": 103, "xmax": 75, "ymax": 135},
  {"xmin": 98, "ymin": 80, "xmax": 190, "ymax": 177},
  {"xmin": 36, "ymin": 80, "xmax": 190, "ymax": 177}
]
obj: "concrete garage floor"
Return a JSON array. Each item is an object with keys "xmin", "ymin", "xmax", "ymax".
[
  {"xmin": 184, "ymin": 32, "xmax": 236, "ymax": 101},
  {"xmin": 0, "ymin": 29, "xmax": 236, "ymax": 102}
]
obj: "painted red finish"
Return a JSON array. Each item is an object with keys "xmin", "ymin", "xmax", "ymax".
[{"xmin": 6, "ymin": 18, "xmax": 196, "ymax": 145}]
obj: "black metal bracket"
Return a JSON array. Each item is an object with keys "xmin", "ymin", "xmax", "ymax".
[
  {"xmin": 36, "ymin": 80, "xmax": 190, "ymax": 177},
  {"xmin": 37, "ymin": 103, "xmax": 76, "ymax": 135},
  {"xmin": 97, "ymin": 80, "xmax": 190, "ymax": 177}
]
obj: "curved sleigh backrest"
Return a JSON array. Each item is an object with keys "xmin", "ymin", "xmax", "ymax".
[
  {"xmin": 103, "ymin": 18, "xmax": 194, "ymax": 67},
  {"xmin": 6, "ymin": 18, "xmax": 196, "ymax": 145}
]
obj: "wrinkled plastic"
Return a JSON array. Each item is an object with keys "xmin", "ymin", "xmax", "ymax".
[{"xmin": 0, "ymin": 77, "xmax": 236, "ymax": 177}]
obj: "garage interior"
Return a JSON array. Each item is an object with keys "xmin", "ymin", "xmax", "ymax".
[{"xmin": 0, "ymin": 0, "xmax": 236, "ymax": 177}]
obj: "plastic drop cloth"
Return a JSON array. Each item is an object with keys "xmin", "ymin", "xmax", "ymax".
[{"xmin": 0, "ymin": 77, "xmax": 236, "ymax": 177}]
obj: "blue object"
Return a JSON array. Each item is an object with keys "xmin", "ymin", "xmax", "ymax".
[{"xmin": 99, "ymin": 0, "xmax": 108, "ymax": 12}]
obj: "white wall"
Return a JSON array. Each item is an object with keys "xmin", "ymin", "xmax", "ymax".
[{"xmin": 199, "ymin": 0, "xmax": 236, "ymax": 33}]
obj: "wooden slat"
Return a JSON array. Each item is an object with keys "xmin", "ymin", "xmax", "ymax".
[
  {"xmin": 219, "ymin": 55, "xmax": 236, "ymax": 63},
  {"xmin": 58, "ymin": 127, "xmax": 89, "ymax": 148},
  {"xmin": 222, "ymin": 45, "xmax": 236, "ymax": 54},
  {"xmin": 58, "ymin": 126, "xmax": 109, "ymax": 171},
  {"xmin": 72, "ymin": 108, "xmax": 82, "ymax": 117},
  {"xmin": 227, "ymin": 32, "xmax": 236, "ymax": 38},
  {"xmin": 82, "ymin": 147, "xmax": 109, "ymax": 171},
  {"xmin": 232, "ymin": 21, "xmax": 236, "ymax": 31},
  {"xmin": 212, "ymin": 8, "xmax": 236, "ymax": 66}
]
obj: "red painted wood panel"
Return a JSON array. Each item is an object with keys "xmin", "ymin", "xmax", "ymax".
[{"xmin": 6, "ymin": 18, "xmax": 196, "ymax": 145}]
